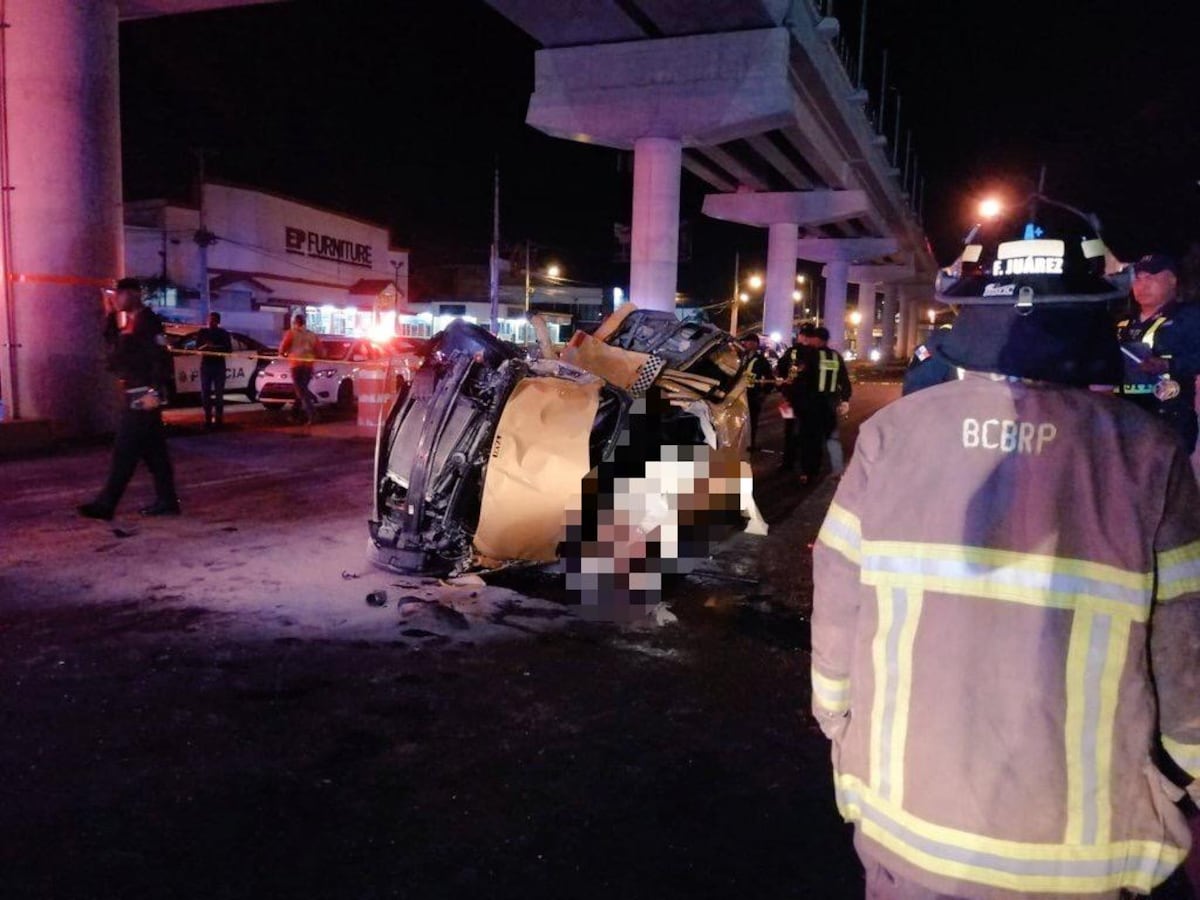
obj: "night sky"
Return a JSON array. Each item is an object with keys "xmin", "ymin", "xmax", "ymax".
[{"xmin": 119, "ymin": 0, "xmax": 1200, "ymax": 301}]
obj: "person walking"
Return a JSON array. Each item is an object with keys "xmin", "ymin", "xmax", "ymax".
[
  {"xmin": 278, "ymin": 313, "xmax": 321, "ymax": 425},
  {"xmin": 78, "ymin": 278, "xmax": 180, "ymax": 520},
  {"xmin": 812, "ymin": 196, "xmax": 1200, "ymax": 899},
  {"xmin": 196, "ymin": 311, "xmax": 232, "ymax": 429},
  {"xmin": 1116, "ymin": 253, "xmax": 1200, "ymax": 454}
]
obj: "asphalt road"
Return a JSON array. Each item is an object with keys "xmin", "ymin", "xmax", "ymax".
[{"xmin": 0, "ymin": 381, "xmax": 902, "ymax": 900}]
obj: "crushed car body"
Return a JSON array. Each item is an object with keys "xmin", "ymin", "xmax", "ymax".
[{"xmin": 367, "ymin": 305, "xmax": 767, "ymax": 607}]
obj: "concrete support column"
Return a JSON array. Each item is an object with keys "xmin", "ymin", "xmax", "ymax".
[
  {"xmin": 2, "ymin": 0, "xmax": 123, "ymax": 434},
  {"xmin": 855, "ymin": 285, "xmax": 877, "ymax": 357},
  {"xmin": 823, "ymin": 260, "xmax": 850, "ymax": 350},
  {"xmin": 881, "ymin": 284, "xmax": 899, "ymax": 360},
  {"xmin": 763, "ymin": 221, "xmax": 798, "ymax": 342},
  {"xmin": 630, "ymin": 137, "xmax": 681, "ymax": 313},
  {"xmin": 901, "ymin": 297, "xmax": 921, "ymax": 357}
]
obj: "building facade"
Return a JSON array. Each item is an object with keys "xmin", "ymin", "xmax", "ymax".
[{"xmin": 125, "ymin": 182, "xmax": 409, "ymax": 345}]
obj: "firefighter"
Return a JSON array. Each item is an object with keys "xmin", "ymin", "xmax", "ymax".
[
  {"xmin": 812, "ymin": 195, "xmax": 1200, "ymax": 899},
  {"xmin": 1116, "ymin": 253, "xmax": 1200, "ymax": 453}
]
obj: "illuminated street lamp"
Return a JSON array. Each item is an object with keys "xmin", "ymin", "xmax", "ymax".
[
  {"xmin": 849, "ymin": 310, "xmax": 863, "ymax": 326},
  {"xmin": 796, "ymin": 274, "xmax": 807, "ymax": 284},
  {"xmin": 792, "ymin": 289, "xmax": 803, "ymax": 302},
  {"xmin": 747, "ymin": 273, "xmax": 764, "ymax": 290},
  {"xmin": 546, "ymin": 263, "xmax": 562, "ymax": 279},
  {"xmin": 979, "ymin": 197, "xmax": 1003, "ymax": 220}
]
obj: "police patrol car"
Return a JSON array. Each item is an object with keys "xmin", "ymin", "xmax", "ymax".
[{"xmin": 164, "ymin": 324, "xmax": 275, "ymax": 403}]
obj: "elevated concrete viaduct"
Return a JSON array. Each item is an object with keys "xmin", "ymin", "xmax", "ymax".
[{"xmin": 485, "ymin": 0, "xmax": 938, "ymax": 355}]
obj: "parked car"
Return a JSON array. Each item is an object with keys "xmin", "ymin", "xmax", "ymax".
[
  {"xmin": 256, "ymin": 335, "xmax": 425, "ymax": 413},
  {"xmin": 164, "ymin": 324, "xmax": 275, "ymax": 403}
]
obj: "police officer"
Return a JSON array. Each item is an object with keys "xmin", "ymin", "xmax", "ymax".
[
  {"xmin": 1116, "ymin": 253, "xmax": 1200, "ymax": 453},
  {"xmin": 781, "ymin": 325, "xmax": 851, "ymax": 482},
  {"xmin": 739, "ymin": 334, "xmax": 776, "ymax": 451},
  {"xmin": 812, "ymin": 195, "xmax": 1200, "ymax": 899},
  {"xmin": 777, "ymin": 324, "xmax": 816, "ymax": 474},
  {"xmin": 196, "ymin": 311, "xmax": 232, "ymax": 429},
  {"xmin": 808, "ymin": 325, "xmax": 852, "ymax": 479},
  {"xmin": 79, "ymin": 278, "xmax": 180, "ymax": 520}
]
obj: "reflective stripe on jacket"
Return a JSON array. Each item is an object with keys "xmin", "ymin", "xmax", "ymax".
[{"xmin": 812, "ymin": 373, "xmax": 1200, "ymax": 898}]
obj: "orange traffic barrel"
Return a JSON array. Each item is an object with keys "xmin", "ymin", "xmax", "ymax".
[{"xmin": 356, "ymin": 364, "xmax": 391, "ymax": 435}]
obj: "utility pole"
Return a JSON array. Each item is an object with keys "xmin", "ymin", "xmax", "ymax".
[
  {"xmin": 523, "ymin": 239, "xmax": 532, "ymax": 312},
  {"xmin": 192, "ymin": 149, "xmax": 217, "ymax": 321},
  {"xmin": 488, "ymin": 165, "xmax": 500, "ymax": 334},
  {"xmin": 878, "ymin": 49, "xmax": 888, "ymax": 132},
  {"xmin": 892, "ymin": 94, "xmax": 902, "ymax": 168},
  {"xmin": 729, "ymin": 251, "xmax": 741, "ymax": 336},
  {"xmin": 855, "ymin": 0, "xmax": 868, "ymax": 88}
]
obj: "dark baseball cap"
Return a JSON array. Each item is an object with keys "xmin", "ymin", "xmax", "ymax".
[
  {"xmin": 115, "ymin": 276, "xmax": 142, "ymax": 291},
  {"xmin": 1132, "ymin": 253, "xmax": 1179, "ymax": 277},
  {"xmin": 797, "ymin": 322, "xmax": 818, "ymax": 337}
]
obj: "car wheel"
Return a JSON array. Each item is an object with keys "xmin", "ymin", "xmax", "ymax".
[
  {"xmin": 246, "ymin": 368, "xmax": 261, "ymax": 402},
  {"xmin": 262, "ymin": 402, "xmax": 286, "ymax": 414},
  {"xmin": 336, "ymin": 379, "xmax": 355, "ymax": 411}
]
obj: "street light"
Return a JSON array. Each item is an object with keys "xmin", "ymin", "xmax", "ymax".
[
  {"xmin": 546, "ymin": 263, "xmax": 562, "ymax": 279},
  {"xmin": 796, "ymin": 274, "xmax": 807, "ymax": 284},
  {"xmin": 979, "ymin": 197, "xmax": 1003, "ymax": 220},
  {"xmin": 792, "ymin": 290, "xmax": 803, "ymax": 302},
  {"xmin": 747, "ymin": 273, "xmax": 763, "ymax": 290},
  {"xmin": 849, "ymin": 310, "xmax": 863, "ymax": 326}
]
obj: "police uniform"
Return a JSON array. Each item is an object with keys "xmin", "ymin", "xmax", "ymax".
[
  {"xmin": 783, "ymin": 344, "xmax": 851, "ymax": 480},
  {"xmin": 744, "ymin": 349, "xmax": 776, "ymax": 450},
  {"xmin": 196, "ymin": 322, "xmax": 233, "ymax": 428},
  {"xmin": 80, "ymin": 304, "xmax": 179, "ymax": 518},
  {"xmin": 1116, "ymin": 300, "xmax": 1200, "ymax": 453},
  {"xmin": 902, "ymin": 325, "xmax": 958, "ymax": 396}
]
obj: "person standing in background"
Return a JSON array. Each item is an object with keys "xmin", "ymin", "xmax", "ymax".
[{"xmin": 196, "ymin": 311, "xmax": 232, "ymax": 430}]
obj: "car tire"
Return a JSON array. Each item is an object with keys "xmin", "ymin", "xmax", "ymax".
[
  {"xmin": 246, "ymin": 368, "xmax": 261, "ymax": 402},
  {"xmin": 262, "ymin": 402, "xmax": 286, "ymax": 414},
  {"xmin": 336, "ymin": 379, "xmax": 355, "ymax": 411}
]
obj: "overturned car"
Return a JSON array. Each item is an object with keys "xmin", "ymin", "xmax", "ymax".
[{"xmin": 367, "ymin": 306, "xmax": 767, "ymax": 611}]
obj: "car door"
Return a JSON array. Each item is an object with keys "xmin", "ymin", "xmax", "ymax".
[
  {"xmin": 223, "ymin": 336, "xmax": 257, "ymax": 391},
  {"xmin": 172, "ymin": 334, "xmax": 202, "ymax": 394}
]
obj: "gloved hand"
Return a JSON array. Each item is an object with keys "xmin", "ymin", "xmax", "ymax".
[{"xmin": 1139, "ymin": 356, "xmax": 1170, "ymax": 376}]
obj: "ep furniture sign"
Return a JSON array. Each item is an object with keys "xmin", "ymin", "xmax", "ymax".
[{"xmin": 285, "ymin": 226, "xmax": 373, "ymax": 268}]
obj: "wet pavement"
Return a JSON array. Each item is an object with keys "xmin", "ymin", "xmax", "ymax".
[{"xmin": 0, "ymin": 381, "xmax": 900, "ymax": 899}]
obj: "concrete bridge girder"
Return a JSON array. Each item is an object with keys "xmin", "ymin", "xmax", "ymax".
[{"xmin": 526, "ymin": 29, "xmax": 796, "ymax": 149}]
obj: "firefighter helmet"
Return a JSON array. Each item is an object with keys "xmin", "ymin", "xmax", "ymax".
[{"xmin": 934, "ymin": 195, "xmax": 1131, "ymax": 308}]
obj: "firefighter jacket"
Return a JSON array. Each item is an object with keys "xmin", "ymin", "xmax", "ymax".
[{"xmin": 812, "ymin": 373, "xmax": 1200, "ymax": 898}]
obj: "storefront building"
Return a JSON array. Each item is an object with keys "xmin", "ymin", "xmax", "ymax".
[{"xmin": 125, "ymin": 182, "xmax": 409, "ymax": 346}]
